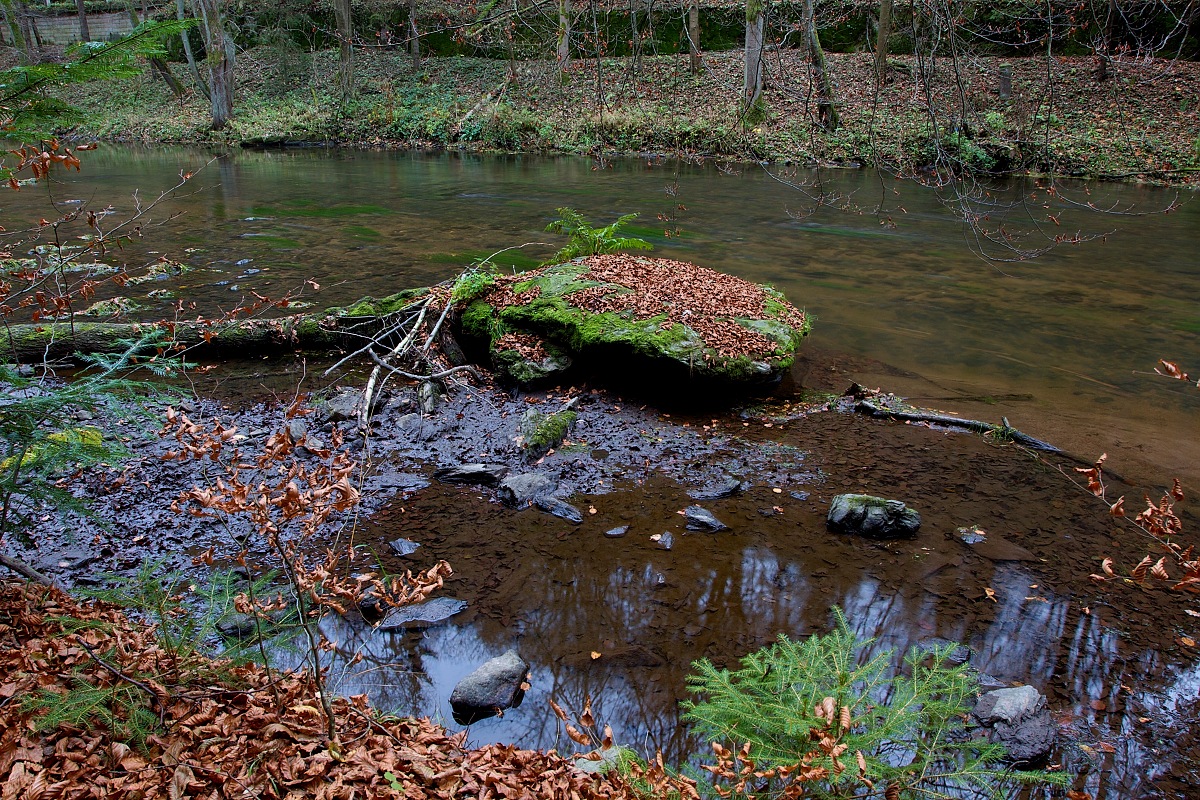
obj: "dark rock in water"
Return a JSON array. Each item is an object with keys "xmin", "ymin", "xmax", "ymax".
[
  {"xmin": 972, "ymin": 685, "xmax": 1055, "ymax": 764},
  {"xmin": 604, "ymin": 525, "xmax": 629, "ymax": 538},
  {"xmin": 388, "ymin": 537, "xmax": 421, "ymax": 557},
  {"xmin": 450, "ymin": 649, "xmax": 529, "ymax": 724},
  {"xmin": 790, "ymin": 490, "xmax": 810, "ymax": 501},
  {"xmin": 534, "ymin": 495, "xmax": 584, "ymax": 524},
  {"xmin": 684, "ymin": 505, "xmax": 729, "ymax": 532},
  {"xmin": 827, "ymin": 494, "xmax": 921, "ymax": 539},
  {"xmin": 688, "ymin": 477, "xmax": 748, "ymax": 501},
  {"xmin": 652, "ymin": 531, "xmax": 674, "ymax": 550},
  {"xmin": 434, "ymin": 463, "xmax": 509, "ymax": 487},
  {"xmin": 914, "ymin": 637, "xmax": 973, "ymax": 665},
  {"xmin": 377, "ymin": 597, "xmax": 467, "ymax": 631},
  {"xmin": 41, "ymin": 547, "xmax": 98, "ymax": 571},
  {"xmin": 497, "ymin": 472, "xmax": 555, "ymax": 506}
]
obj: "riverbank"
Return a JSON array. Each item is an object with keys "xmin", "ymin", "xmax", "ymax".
[{"xmin": 56, "ymin": 46, "xmax": 1200, "ymax": 185}]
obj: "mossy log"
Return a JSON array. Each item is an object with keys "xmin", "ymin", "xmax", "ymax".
[{"xmin": 0, "ymin": 289, "xmax": 430, "ymax": 364}]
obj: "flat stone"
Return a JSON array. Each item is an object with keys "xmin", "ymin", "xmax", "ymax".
[
  {"xmin": 450, "ymin": 649, "xmax": 529, "ymax": 723},
  {"xmin": 687, "ymin": 478, "xmax": 748, "ymax": 501},
  {"xmin": 377, "ymin": 597, "xmax": 467, "ymax": 631},
  {"xmin": 827, "ymin": 494, "xmax": 921, "ymax": 539},
  {"xmin": 604, "ymin": 525, "xmax": 630, "ymax": 538},
  {"xmin": 388, "ymin": 537, "xmax": 421, "ymax": 557},
  {"xmin": 497, "ymin": 472, "xmax": 555, "ymax": 506},
  {"xmin": 434, "ymin": 463, "xmax": 509, "ymax": 487},
  {"xmin": 533, "ymin": 495, "xmax": 583, "ymax": 524},
  {"xmin": 974, "ymin": 685, "xmax": 1043, "ymax": 725},
  {"xmin": 684, "ymin": 505, "xmax": 729, "ymax": 532},
  {"xmin": 992, "ymin": 708, "xmax": 1056, "ymax": 764},
  {"xmin": 321, "ymin": 387, "xmax": 361, "ymax": 423}
]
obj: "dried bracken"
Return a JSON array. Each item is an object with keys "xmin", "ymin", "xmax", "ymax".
[{"xmin": 0, "ymin": 581, "xmax": 675, "ymax": 800}]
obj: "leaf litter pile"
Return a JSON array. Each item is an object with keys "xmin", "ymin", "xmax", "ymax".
[
  {"xmin": 489, "ymin": 255, "xmax": 807, "ymax": 361},
  {"xmin": 0, "ymin": 581, "xmax": 694, "ymax": 799}
]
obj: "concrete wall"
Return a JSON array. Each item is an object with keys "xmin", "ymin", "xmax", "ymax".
[{"xmin": 2, "ymin": 11, "xmax": 145, "ymax": 48}]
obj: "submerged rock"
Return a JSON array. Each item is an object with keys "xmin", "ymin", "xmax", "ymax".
[
  {"xmin": 458, "ymin": 255, "xmax": 810, "ymax": 391},
  {"xmin": 684, "ymin": 505, "xmax": 729, "ymax": 532},
  {"xmin": 449, "ymin": 649, "xmax": 530, "ymax": 724},
  {"xmin": 827, "ymin": 494, "xmax": 921, "ymax": 539},
  {"xmin": 377, "ymin": 597, "xmax": 467, "ymax": 631},
  {"xmin": 388, "ymin": 537, "xmax": 421, "ymax": 557},
  {"xmin": 434, "ymin": 463, "xmax": 509, "ymax": 486},
  {"xmin": 534, "ymin": 495, "xmax": 584, "ymax": 524},
  {"xmin": 604, "ymin": 525, "xmax": 630, "ymax": 538}
]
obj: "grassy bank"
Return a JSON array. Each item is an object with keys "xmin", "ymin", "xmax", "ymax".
[{"xmin": 54, "ymin": 45, "xmax": 1200, "ymax": 183}]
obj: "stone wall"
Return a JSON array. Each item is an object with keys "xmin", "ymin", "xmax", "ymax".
[{"xmin": 1, "ymin": 11, "xmax": 144, "ymax": 47}]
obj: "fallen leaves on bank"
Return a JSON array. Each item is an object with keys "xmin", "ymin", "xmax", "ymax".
[{"xmin": 0, "ymin": 580, "xmax": 686, "ymax": 799}]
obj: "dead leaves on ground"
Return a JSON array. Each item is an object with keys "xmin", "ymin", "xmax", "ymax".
[{"xmin": 0, "ymin": 581, "xmax": 657, "ymax": 800}]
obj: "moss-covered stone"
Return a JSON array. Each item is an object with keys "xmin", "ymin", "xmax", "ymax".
[
  {"xmin": 519, "ymin": 407, "xmax": 578, "ymax": 457},
  {"xmin": 333, "ymin": 288, "xmax": 430, "ymax": 318},
  {"xmin": 458, "ymin": 258, "xmax": 810, "ymax": 391}
]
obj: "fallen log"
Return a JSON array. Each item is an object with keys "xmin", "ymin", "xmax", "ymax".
[{"xmin": 854, "ymin": 399, "xmax": 1063, "ymax": 453}]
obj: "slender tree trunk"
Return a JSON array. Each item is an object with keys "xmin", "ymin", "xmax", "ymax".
[
  {"xmin": 177, "ymin": 0, "xmax": 210, "ymax": 99},
  {"xmin": 629, "ymin": 0, "xmax": 641, "ymax": 74},
  {"xmin": 803, "ymin": 0, "xmax": 837, "ymax": 129},
  {"xmin": 687, "ymin": 0, "xmax": 701, "ymax": 74},
  {"xmin": 1096, "ymin": 0, "xmax": 1117, "ymax": 79},
  {"xmin": 743, "ymin": 0, "xmax": 764, "ymax": 112},
  {"xmin": 197, "ymin": 0, "xmax": 235, "ymax": 130},
  {"xmin": 408, "ymin": 0, "xmax": 420, "ymax": 69},
  {"xmin": 557, "ymin": 0, "xmax": 571, "ymax": 74},
  {"xmin": 334, "ymin": 0, "xmax": 354, "ymax": 99},
  {"xmin": 874, "ymin": 0, "xmax": 892, "ymax": 86},
  {"xmin": 0, "ymin": 1, "xmax": 29, "ymax": 62},
  {"xmin": 75, "ymin": 0, "xmax": 90, "ymax": 41},
  {"xmin": 151, "ymin": 58, "xmax": 186, "ymax": 97}
]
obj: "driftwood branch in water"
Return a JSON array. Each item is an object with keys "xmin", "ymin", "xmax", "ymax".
[
  {"xmin": 0, "ymin": 552, "xmax": 60, "ymax": 588},
  {"xmin": 854, "ymin": 399, "xmax": 1063, "ymax": 453}
]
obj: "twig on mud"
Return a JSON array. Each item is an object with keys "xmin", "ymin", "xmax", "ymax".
[{"xmin": 854, "ymin": 399, "xmax": 1062, "ymax": 452}]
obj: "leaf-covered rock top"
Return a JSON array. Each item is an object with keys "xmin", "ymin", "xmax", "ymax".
[{"xmin": 461, "ymin": 255, "xmax": 810, "ymax": 390}]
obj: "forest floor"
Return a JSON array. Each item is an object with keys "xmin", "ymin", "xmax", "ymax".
[{"xmin": 51, "ymin": 45, "xmax": 1200, "ymax": 186}]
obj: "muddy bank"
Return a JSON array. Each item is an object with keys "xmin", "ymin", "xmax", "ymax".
[{"xmin": 10, "ymin": 350, "xmax": 1200, "ymax": 798}]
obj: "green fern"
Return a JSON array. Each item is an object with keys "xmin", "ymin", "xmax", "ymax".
[
  {"xmin": 683, "ymin": 608, "xmax": 1067, "ymax": 799},
  {"xmin": 542, "ymin": 207, "xmax": 653, "ymax": 264}
]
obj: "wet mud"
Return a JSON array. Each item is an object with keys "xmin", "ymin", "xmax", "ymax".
[{"xmin": 14, "ymin": 348, "xmax": 1200, "ymax": 799}]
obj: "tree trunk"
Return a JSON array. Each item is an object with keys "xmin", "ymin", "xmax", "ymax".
[
  {"xmin": 177, "ymin": 0, "xmax": 210, "ymax": 100},
  {"xmin": 75, "ymin": 0, "xmax": 90, "ymax": 41},
  {"xmin": 150, "ymin": 57, "xmax": 186, "ymax": 98},
  {"xmin": 197, "ymin": 0, "xmax": 235, "ymax": 130},
  {"xmin": 334, "ymin": 0, "xmax": 354, "ymax": 99},
  {"xmin": 629, "ymin": 0, "xmax": 641, "ymax": 74},
  {"xmin": 803, "ymin": 0, "xmax": 837, "ymax": 129},
  {"xmin": 874, "ymin": 0, "xmax": 892, "ymax": 86},
  {"xmin": 687, "ymin": 0, "xmax": 701, "ymax": 74},
  {"xmin": 0, "ymin": 1, "xmax": 30, "ymax": 63},
  {"xmin": 408, "ymin": 0, "xmax": 420, "ymax": 69},
  {"xmin": 743, "ymin": 0, "xmax": 764, "ymax": 112},
  {"xmin": 1096, "ymin": 0, "xmax": 1117, "ymax": 80},
  {"xmin": 557, "ymin": 0, "xmax": 571, "ymax": 74}
]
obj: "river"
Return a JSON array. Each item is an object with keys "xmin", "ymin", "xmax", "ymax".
[{"xmin": 8, "ymin": 147, "xmax": 1200, "ymax": 797}]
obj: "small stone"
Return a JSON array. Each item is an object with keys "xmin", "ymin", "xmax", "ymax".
[
  {"xmin": 827, "ymin": 494, "xmax": 920, "ymax": 539},
  {"xmin": 388, "ymin": 538, "xmax": 421, "ymax": 557},
  {"xmin": 687, "ymin": 477, "xmax": 748, "ymax": 501},
  {"xmin": 497, "ymin": 472, "xmax": 555, "ymax": 506},
  {"xmin": 974, "ymin": 685, "xmax": 1043, "ymax": 725},
  {"xmin": 377, "ymin": 597, "xmax": 467, "ymax": 631},
  {"xmin": 533, "ymin": 495, "xmax": 583, "ymax": 524},
  {"xmin": 434, "ymin": 463, "xmax": 509, "ymax": 486},
  {"xmin": 653, "ymin": 531, "xmax": 674, "ymax": 550},
  {"xmin": 604, "ymin": 525, "xmax": 629, "ymax": 538},
  {"xmin": 450, "ymin": 649, "xmax": 529, "ymax": 724},
  {"xmin": 684, "ymin": 505, "xmax": 729, "ymax": 532}
]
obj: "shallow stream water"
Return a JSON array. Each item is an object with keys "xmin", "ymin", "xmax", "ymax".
[{"xmin": 8, "ymin": 147, "xmax": 1200, "ymax": 797}]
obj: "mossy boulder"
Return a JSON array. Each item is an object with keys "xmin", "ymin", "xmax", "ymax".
[{"xmin": 457, "ymin": 255, "xmax": 810, "ymax": 392}]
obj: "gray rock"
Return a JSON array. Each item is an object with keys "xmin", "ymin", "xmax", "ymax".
[
  {"xmin": 287, "ymin": 419, "xmax": 308, "ymax": 442},
  {"xmin": 684, "ymin": 505, "xmax": 729, "ymax": 532},
  {"xmin": 653, "ymin": 531, "xmax": 674, "ymax": 550},
  {"xmin": 534, "ymin": 495, "xmax": 584, "ymax": 524},
  {"xmin": 322, "ymin": 387, "xmax": 361, "ymax": 423},
  {"xmin": 497, "ymin": 472, "xmax": 556, "ymax": 506},
  {"xmin": 518, "ymin": 406, "xmax": 577, "ymax": 458},
  {"xmin": 41, "ymin": 547, "xmax": 98, "ymax": 571},
  {"xmin": 377, "ymin": 597, "xmax": 467, "ymax": 631},
  {"xmin": 688, "ymin": 478, "xmax": 748, "ymax": 501},
  {"xmin": 826, "ymin": 494, "xmax": 921, "ymax": 538},
  {"xmin": 388, "ymin": 537, "xmax": 421, "ymax": 557},
  {"xmin": 974, "ymin": 685, "xmax": 1043, "ymax": 725},
  {"xmin": 992, "ymin": 708, "xmax": 1056, "ymax": 763},
  {"xmin": 449, "ymin": 649, "xmax": 529, "ymax": 721},
  {"xmin": 604, "ymin": 525, "xmax": 629, "ymax": 538},
  {"xmin": 434, "ymin": 463, "xmax": 509, "ymax": 486}
]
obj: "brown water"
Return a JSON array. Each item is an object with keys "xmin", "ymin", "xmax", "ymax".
[{"xmin": 11, "ymin": 147, "xmax": 1200, "ymax": 796}]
